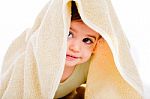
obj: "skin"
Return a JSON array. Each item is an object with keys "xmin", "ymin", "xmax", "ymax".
[{"xmin": 61, "ymin": 19, "xmax": 100, "ymax": 82}]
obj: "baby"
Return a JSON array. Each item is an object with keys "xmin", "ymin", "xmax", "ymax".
[
  {"xmin": 61, "ymin": 19, "xmax": 100, "ymax": 82},
  {"xmin": 55, "ymin": 1, "xmax": 101, "ymax": 98}
]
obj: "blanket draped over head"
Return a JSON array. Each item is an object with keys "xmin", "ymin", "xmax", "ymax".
[{"xmin": 0, "ymin": 0, "xmax": 143, "ymax": 99}]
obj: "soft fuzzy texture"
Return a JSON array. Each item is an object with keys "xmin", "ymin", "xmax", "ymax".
[{"xmin": 0, "ymin": 0, "xmax": 143, "ymax": 99}]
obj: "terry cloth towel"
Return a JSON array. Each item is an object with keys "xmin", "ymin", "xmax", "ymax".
[{"xmin": 0, "ymin": 0, "xmax": 143, "ymax": 99}]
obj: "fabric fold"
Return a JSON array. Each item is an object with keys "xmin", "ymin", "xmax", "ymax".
[{"xmin": 0, "ymin": 0, "xmax": 143, "ymax": 98}]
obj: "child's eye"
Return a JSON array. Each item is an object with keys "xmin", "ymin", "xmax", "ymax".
[
  {"xmin": 68, "ymin": 32, "xmax": 73, "ymax": 38},
  {"xmin": 83, "ymin": 38, "xmax": 93, "ymax": 44}
]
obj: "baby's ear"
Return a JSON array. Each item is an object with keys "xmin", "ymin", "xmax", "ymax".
[
  {"xmin": 92, "ymin": 41, "xmax": 98, "ymax": 54},
  {"xmin": 92, "ymin": 38, "xmax": 104, "ymax": 54},
  {"xmin": 92, "ymin": 46, "xmax": 97, "ymax": 54}
]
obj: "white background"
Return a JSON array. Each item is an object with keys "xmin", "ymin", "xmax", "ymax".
[{"xmin": 0, "ymin": 0, "xmax": 150, "ymax": 98}]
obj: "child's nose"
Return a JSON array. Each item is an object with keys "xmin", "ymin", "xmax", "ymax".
[{"xmin": 69, "ymin": 40, "xmax": 81, "ymax": 52}]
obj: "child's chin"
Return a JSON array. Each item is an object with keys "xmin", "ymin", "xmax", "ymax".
[{"xmin": 65, "ymin": 62, "xmax": 77, "ymax": 67}]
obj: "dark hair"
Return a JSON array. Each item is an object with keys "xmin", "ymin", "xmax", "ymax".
[{"xmin": 71, "ymin": 1, "xmax": 81, "ymax": 20}]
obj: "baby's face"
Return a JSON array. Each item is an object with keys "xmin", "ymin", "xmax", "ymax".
[{"xmin": 65, "ymin": 19, "xmax": 100, "ymax": 67}]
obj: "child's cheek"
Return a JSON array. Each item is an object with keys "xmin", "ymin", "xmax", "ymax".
[{"xmin": 84, "ymin": 50, "xmax": 92, "ymax": 59}]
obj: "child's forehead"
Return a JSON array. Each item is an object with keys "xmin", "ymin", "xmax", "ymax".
[
  {"xmin": 70, "ymin": 20, "xmax": 100, "ymax": 37},
  {"xmin": 71, "ymin": 19, "xmax": 84, "ymax": 27}
]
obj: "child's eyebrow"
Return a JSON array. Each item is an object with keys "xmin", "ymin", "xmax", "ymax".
[
  {"xmin": 70, "ymin": 27, "xmax": 97, "ymax": 40},
  {"xmin": 70, "ymin": 27, "xmax": 76, "ymax": 32},
  {"xmin": 86, "ymin": 34, "xmax": 96, "ymax": 40}
]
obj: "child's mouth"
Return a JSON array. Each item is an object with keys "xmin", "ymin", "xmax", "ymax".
[{"xmin": 66, "ymin": 54, "xmax": 78, "ymax": 61}]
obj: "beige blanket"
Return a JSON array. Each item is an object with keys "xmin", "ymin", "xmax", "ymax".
[{"xmin": 0, "ymin": 0, "xmax": 143, "ymax": 98}]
